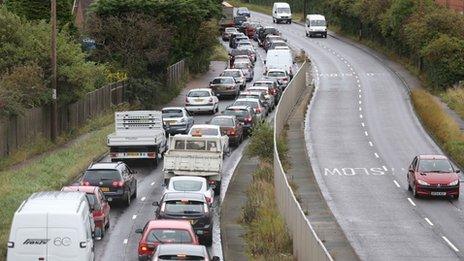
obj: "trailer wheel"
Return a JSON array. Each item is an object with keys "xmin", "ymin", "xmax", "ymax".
[{"xmin": 214, "ymin": 181, "xmax": 221, "ymax": 196}]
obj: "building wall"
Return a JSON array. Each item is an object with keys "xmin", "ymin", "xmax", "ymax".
[{"xmin": 436, "ymin": 0, "xmax": 464, "ymax": 14}]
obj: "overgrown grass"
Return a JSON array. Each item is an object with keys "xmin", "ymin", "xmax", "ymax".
[
  {"xmin": 441, "ymin": 87, "xmax": 464, "ymax": 120},
  {"xmin": 242, "ymin": 123, "xmax": 293, "ymax": 260},
  {"xmin": 210, "ymin": 41, "xmax": 229, "ymax": 62},
  {"xmin": 227, "ymin": 0, "xmax": 304, "ymax": 22},
  {"xmin": 411, "ymin": 89, "xmax": 464, "ymax": 168},
  {"xmin": 0, "ymin": 123, "xmax": 113, "ymax": 258}
]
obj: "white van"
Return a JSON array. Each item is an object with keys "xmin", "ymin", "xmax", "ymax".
[
  {"xmin": 265, "ymin": 49, "xmax": 294, "ymax": 76},
  {"xmin": 272, "ymin": 2, "xmax": 292, "ymax": 24},
  {"xmin": 7, "ymin": 191, "xmax": 95, "ymax": 261},
  {"xmin": 305, "ymin": 14, "xmax": 327, "ymax": 38}
]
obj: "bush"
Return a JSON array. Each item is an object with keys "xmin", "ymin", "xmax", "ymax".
[
  {"xmin": 4, "ymin": 0, "xmax": 74, "ymax": 24},
  {"xmin": 441, "ymin": 87, "xmax": 464, "ymax": 119},
  {"xmin": 125, "ymin": 78, "xmax": 181, "ymax": 109},
  {"xmin": 245, "ymin": 122, "xmax": 274, "ymax": 162}
]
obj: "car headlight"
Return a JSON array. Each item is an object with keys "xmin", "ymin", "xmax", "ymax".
[
  {"xmin": 417, "ymin": 180, "xmax": 429, "ymax": 186},
  {"xmin": 449, "ymin": 180, "xmax": 459, "ymax": 186}
]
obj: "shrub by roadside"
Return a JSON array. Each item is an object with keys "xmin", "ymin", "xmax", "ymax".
[
  {"xmin": 441, "ymin": 87, "xmax": 464, "ymax": 120},
  {"xmin": 242, "ymin": 123, "xmax": 293, "ymax": 260},
  {"xmin": 411, "ymin": 89, "xmax": 464, "ymax": 167}
]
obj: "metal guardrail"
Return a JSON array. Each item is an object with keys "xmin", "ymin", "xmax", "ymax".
[{"xmin": 273, "ymin": 61, "xmax": 333, "ymax": 261}]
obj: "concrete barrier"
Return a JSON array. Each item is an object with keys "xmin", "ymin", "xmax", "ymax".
[{"xmin": 273, "ymin": 61, "xmax": 333, "ymax": 261}]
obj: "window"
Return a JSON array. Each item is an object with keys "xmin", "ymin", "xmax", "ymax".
[
  {"xmin": 146, "ymin": 229, "xmax": 193, "ymax": 244},
  {"xmin": 224, "ymin": 109, "xmax": 248, "ymax": 117},
  {"xmin": 186, "ymin": 140, "xmax": 206, "ymax": 150},
  {"xmin": 164, "ymin": 200, "xmax": 204, "ymax": 215},
  {"xmin": 175, "ymin": 140, "xmax": 185, "ymax": 149},
  {"xmin": 207, "ymin": 141, "xmax": 218, "ymax": 151},
  {"xmin": 310, "ymin": 20, "xmax": 326, "ymax": 26},
  {"xmin": 162, "ymin": 109, "xmax": 183, "ymax": 118},
  {"xmin": 188, "ymin": 91, "xmax": 210, "ymax": 97},
  {"xmin": 277, "ymin": 7, "xmax": 290, "ymax": 13},
  {"xmin": 418, "ymin": 159, "xmax": 453, "ymax": 173},
  {"xmin": 172, "ymin": 180, "xmax": 204, "ymax": 191},
  {"xmin": 210, "ymin": 117, "xmax": 234, "ymax": 127},
  {"xmin": 83, "ymin": 170, "xmax": 121, "ymax": 182}
]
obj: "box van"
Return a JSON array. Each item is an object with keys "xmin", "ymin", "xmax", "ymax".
[
  {"xmin": 265, "ymin": 49, "xmax": 294, "ymax": 76},
  {"xmin": 272, "ymin": 2, "xmax": 292, "ymax": 24},
  {"xmin": 7, "ymin": 191, "xmax": 95, "ymax": 261},
  {"xmin": 305, "ymin": 14, "xmax": 327, "ymax": 38}
]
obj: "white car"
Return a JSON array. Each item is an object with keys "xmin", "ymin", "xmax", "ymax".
[
  {"xmin": 221, "ymin": 69, "xmax": 246, "ymax": 90},
  {"xmin": 234, "ymin": 61, "xmax": 254, "ymax": 82},
  {"xmin": 234, "ymin": 54, "xmax": 254, "ymax": 66},
  {"xmin": 163, "ymin": 176, "xmax": 215, "ymax": 205},
  {"xmin": 248, "ymin": 86, "xmax": 276, "ymax": 110},
  {"xmin": 188, "ymin": 124, "xmax": 230, "ymax": 154},
  {"xmin": 185, "ymin": 88, "xmax": 219, "ymax": 114},
  {"xmin": 265, "ymin": 69, "xmax": 291, "ymax": 89}
]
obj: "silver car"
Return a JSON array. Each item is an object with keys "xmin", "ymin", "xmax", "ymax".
[
  {"xmin": 234, "ymin": 61, "xmax": 254, "ymax": 82},
  {"xmin": 221, "ymin": 69, "xmax": 246, "ymax": 90},
  {"xmin": 151, "ymin": 244, "xmax": 220, "ymax": 261},
  {"xmin": 209, "ymin": 76, "xmax": 240, "ymax": 98},
  {"xmin": 232, "ymin": 98, "xmax": 268, "ymax": 121}
]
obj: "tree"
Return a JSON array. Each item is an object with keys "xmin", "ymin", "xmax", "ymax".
[{"xmin": 4, "ymin": 0, "xmax": 73, "ymax": 24}]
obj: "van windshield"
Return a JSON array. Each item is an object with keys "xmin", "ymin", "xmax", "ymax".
[
  {"xmin": 310, "ymin": 20, "xmax": 326, "ymax": 26},
  {"xmin": 277, "ymin": 7, "xmax": 290, "ymax": 13}
]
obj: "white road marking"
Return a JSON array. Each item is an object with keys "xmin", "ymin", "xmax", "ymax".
[
  {"xmin": 391, "ymin": 168, "xmax": 395, "ymax": 171},
  {"xmin": 361, "ymin": 122, "xmax": 365, "ymax": 127},
  {"xmin": 141, "ymin": 197, "xmax": 146, "ymax": 201},
  {"xmin": 359, "ymin": 94, "xmax": 362, "ymax": 98},
  {"xmin": 364, "ymin": 131, "xmax": 369, "ymax": 136},
  {"xmin": 369, "ymin": 141, "xmax": 373, "ymax": 147},
  {"xmin": 132, "ymin": 215, "xmax": 137, "ymax": 220},
  {"xmin": 393, "ymin": 180, "xmax": 400, "ymax": 188},
  {"xmin": 150, "ymin": 182, "xmax": 155, "ymax": 186},
  {"xmin": 358, "ymin": 84, "xmax": 361, "ymax": 88},
  {"xmin": 382, "ymin": 166, "xmax": 388, "ymax": 171},
  {"xmin": 356, "ymin": 79, "xmax": 360, "ymax": 83},
  {"xmin": 374, "ymin": 153, "xmax": 379, "ymax": 158},
  {"xmin": 402, "ymin": 168, "xmax": 406, "ymax": 171},
  {"xmin": 123, "ymin": 239, "xmax": 128, "ymax": 244},
  {"xmin": 424, "ymin": 218, "xmax": 434, "ymax": 226},
  {"xmin": 407, "ymin": 198, "xmax": 416, "ymax": 206},
  {"xmin": 359, "ymin": 107, "xmax": 362, "ymax": 111},
  {"xmin": 442, "ymin": 236, "xmax": 459, "ymax": 252},
  {"xmin": 359, "ymin": 100, "xmax": 362, "ymax": 104},
  {"xmin": 360, "ymin": 114, "xmax": 363, "ymax": 119},
  {"xmin": 358, "ymin": 89, "xmax": 362, "ymax": 93}
]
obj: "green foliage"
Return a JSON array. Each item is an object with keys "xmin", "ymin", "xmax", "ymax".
[
  {"xmin": 4, "ymin": 0, "xmax": 74, "ymax": 24},
  {"xmin": 0, "ymin": 8, "xmax": 107, "ymax": 115},
  {"xmin": 88, "ymin": 0, "xmax": 221, "ymax": 74},
  {"xmin": 245, "ymin": 122, "xmax": 274, "ymax": 162},
  {"xmin": 441, "ymin": 87, "xmax": 464, "ymax": 119},
  {"xmin": 322, "ymin": 0, "xmax": 464, "ymax": 90},
  {"xmin": 125, "ymin": 78, "xmax": 181, "ymax": 109}
]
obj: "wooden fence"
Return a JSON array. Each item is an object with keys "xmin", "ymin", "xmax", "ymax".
[
  {"xmin": 0, "ymin": 81, "xmax": 127, "ymax": 157},
  {"xmin": 167, "ymin": 59, "xmax": 188, "ymax": 87}
]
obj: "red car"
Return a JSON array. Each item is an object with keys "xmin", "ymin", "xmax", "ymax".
[
  {"xmin": 210, "ymin": 115, "xmax": 244, "ymax": 146},
  {"xmin": 136, "ymin": 219, "xmax": 199, "ymax": 261},
  {"xmin": 407, "ymin": 155, "xmax": 461, "ymax": 199},
  {"xmin": 61, "ymin": 186, "xmax": 111, "ymax": 239}
]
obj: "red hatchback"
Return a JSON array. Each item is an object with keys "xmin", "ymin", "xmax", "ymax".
[
  {"xmin": 61, "ymin": 186, "xmax": 111, "ymax": 239},
  {"xmin": 136, "ymin": 219, "xmax": 199, "ymax": 261},
  {"xmin": 407, "ymin": 155, "xmax": 461, "ymax": 199}
]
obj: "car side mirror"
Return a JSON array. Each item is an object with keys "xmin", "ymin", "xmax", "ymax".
[
  {"xmin": 152, "ymin": 201, "xmax": 159, "ymax": 207},
  {"xmin": 263, "ymin": 60, "xmax": 266, "ymax": 64},
  {"xmin": 135, "ymin": 228, "xmax": 143, "ymax": 234},
  {"xmin": 212, "ymin": 257, "xmax": 220, "ymax": 261},
  {"xmin": 106, "ymin": 197, "xmax": 113, "ymax": 202},
  {"xmin": 457, "ymin": 169, "xmax": 461, "ymax": 173}
]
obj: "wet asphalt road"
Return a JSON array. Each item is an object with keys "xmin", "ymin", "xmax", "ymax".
[
  {"xmin": 246, "ymin": 11, "xmax": 464, "ymax": 261},
  {"xmin": 93, "ymin": 36, "xmax": 270, "ymax": 261}
]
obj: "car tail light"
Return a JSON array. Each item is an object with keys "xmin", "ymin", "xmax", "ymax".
[
  {"xmin": 139, "ymin": 243, "xmax": 153, "ymax": 255},
  {"xmin": 110, "ymin": 153, "xmax": 117, "ymax": 158},
  {"xmin": 81, "ymin": 180, "xmax": 90, "ymax": 186},
  {"xmin": 255, "ymin": 107, "xmax": 262, "ymax": 113},
  {"xmin": 283, "ymin": 77, "xmax": 289, "ymax": 82},
  {"xmin": 208, "ymin": 180, "xmax": 216, "ymax": 186},
  {"xmin": 204, "ymin": 203, "xmax": 209, "ymax": 213},
  {"xmin": 244, "ymin": 116, "xmax": 252, "ymax": 123},
  {"xmin": 227, "ymin": 128, "xmax": 236, "ymax": 136},
  {"xmin": 147, "ymin": 152, "xmax": 156, "ymax": 158},
  {"xmin": 209, "ymin": 97, "xmax": 213, "ymax": 103},
  {"xmin": 112, "ymin": 180, "xmax": 124, "ymax": 187},
  {"xmin": 271, "ymin": 88, "xmax": 277, "ymax": 95}
]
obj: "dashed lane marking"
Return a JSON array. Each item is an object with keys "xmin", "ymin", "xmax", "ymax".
[
  {"xmin": 123, "ymin": 239, "xmax": 128, "ymax": 244},
  {"xmin": 361, "ymin": 122, "xmax": 365, "ymax": 127},
  {"xmin": 383, "ymin": 166, "xmax": 388, "ymax": 171},
  {"xmin": 369, "ymin": 141, "xmax": 373, "ymax": 147},
  {"xmin": 425, "ymin": 218, "xmax": 434, "ymax": 226},
  {"xmin": 141, "ymin": 197, "xmax": 146, "ymax": 201},
  {"xmin": 132, "ymin": 215, "xmax": 137, "ymax": 220},
  {"xmin": 364, "ymin": 131, "xmax": 369, "ymax": 136},
  {"xmin": 393, "ymin": 180, "xmax": 400, "ymax": 188},
  {"xmin": 374, "ymin": 153, "xmax": 379, "ymax": 158},
  {"xmin": 407, "ymin": 198, "xmax": 416, "ymax": 206},
  {"xmin": 150, "ymin": 182, "xmax": 155, "ymax": 186},
  {"xmin": 360, "ymin": 114, "xmax": 363, "ymax": 119},
  {"xmin": 442, "ymin": 236, "xmax": 459, "ymax": 252}
]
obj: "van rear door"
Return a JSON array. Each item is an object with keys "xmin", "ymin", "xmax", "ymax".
[
  {"xmin": 47, "ymin": 227, "xmax": 80, "ymax": 260},
  {"xmin": 9, "ymin": 227, "xmax": 48, "ymax": 261}
]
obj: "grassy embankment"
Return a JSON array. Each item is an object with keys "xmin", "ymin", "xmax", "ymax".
[
  {"xmin": 411, "ymin": 90, "xmax": 464, "ymax": 168},
  {"xmin": 241, "ymin": 122, "xmax": 293, "ymax": 260}
]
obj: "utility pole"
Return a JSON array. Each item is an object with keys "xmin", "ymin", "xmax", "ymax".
[{"xmin": 50, "ymin": 0, "xmax": 58, "ymax": 142}]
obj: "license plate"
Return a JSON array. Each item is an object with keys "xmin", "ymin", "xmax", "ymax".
[
  {"xmin": 127, "ymin": 152, "xmax": 138, "ymax": 156},
  {"xmin": 101, "ymin": 187, "xmax": 109, "ymax": 192},
  {"xmin": 431, "ymin": 191, "xmax": 446, "ymax": 196},
  {"xmin": 195, "ymin": 99, "xmax": 203, "ymax": 102}
]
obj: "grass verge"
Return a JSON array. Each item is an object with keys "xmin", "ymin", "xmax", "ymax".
[
  {"xmin": 441, "ymin": 87, "xmax": 464, "ymax": 120},
  {"xmin": 242, "ymin": 122, "xmax": 293, "ymax": 260},
  {"xmin": 227, "ymin": 0, "xmax": 304, "ymax": 22},
  {"xmin": 411, "ymin": 89, "xmax": 464, "ymax": 168},
  {"xmin": 210, "ymin": 40, "xmax": 229, "ymax": 62}
]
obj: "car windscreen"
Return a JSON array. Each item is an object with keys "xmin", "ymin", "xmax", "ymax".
[
  {"xmin": 267, "ymin": 71, "xmax": 286, "ymax": 77},
  {"xmin": 277, "ymin": 7, "xmax": 290, "ymax": 13},
  {"xmin": 310, "ymin": 20, "xmax": 326, "ymax": 26},
  {"xmin": 147, "ymin": 229, "xmax": 192, "ymax": 244},
  {"xmin": 222, "ymin": 71, "xmax": 240, "ymax": 77},
  {"xmin": 162, "ymin": 109, "xmax": 183, "ymax": 118},
  {"xmin": 172, "ymin": 180, "xmax": 203, "ymax": 192},
  {"xmin": 212, "ymin": 78, "xmax": 234, "ymax": 84},
  {"xmin": 158, "ymin": 255, "xmax": 205, "ymax": 260},
  {"xmin": 273, "ymin": 42, "xmax": 287, "ymax": 47},
  {"xmin": 253, "ymin": 82, "xmax": 272, "ymax": 87},
  {"xmin": 234, "ymin": 63, "xmax": 248, "ymax": 69},
  {"xmin": 164, "ymin": 200, "xmax": 205, "ymax": 215},
  {"xmin": 248, "ymin": 88, "xmax": 267, "ymax": 94},
  {"xmin": 83, "ymin": 170, "xmax": 121, "ymax": 182},
  {"xmin": 225, "ymin": 28, "xmax": 237, "ymax": 33},
  {"xmin": 419, "ymin": 159, "xmax": 453, "ymax": 173},
  {"xmin": 239, "ymin": 94, "xmax": 259, "ymax": 100},
  {"xmin": 188, "ymin": 91, "xmax": 210, "ymax": 97},
  {"xmin": 224, "ymin": 109, "xmax": 248, "ymax": 117},
  {"xmin": 238, "ymin": 42, "xmax": 252, "ymax": 47},
  {"xmin": 210, "ymin": 117, "xmax": 235, "ymax": 127},
  {"xmin": 189, "ymin": 127, "xmax": 219, "ymax": 136},
  {"xmin": 234, "ymin": 100, "xmax": 258, "ymax": 108},
  {"xmin": 265, "ymin": 28, "xmax": 278, "ymax": 34}
]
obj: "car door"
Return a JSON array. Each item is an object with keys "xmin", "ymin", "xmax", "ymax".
[
  {"xmin": 128, "ymin": 166, "xmax": 137, "ymax": 192},
  {"xmin": 409, "ymin": 157, "xmax": 418, "ymax": 187},
  {"xmin": 99, "ymin": 190, "xmax": 110, "ymax": 222},
  {"xmin": 186, "ymin": 110, "xmax": 194, "ymax": 127}
]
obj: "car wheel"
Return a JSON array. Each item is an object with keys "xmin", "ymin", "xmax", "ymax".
[
  {"xmin": 105, "ymin": 214, "xmax": 111, "ymax": 230},
  {"xmin": 100, "ymin": 225, "xmax": 105, "ymax": 238},
  {"xmin": 289, "ymin": 20, "xmax": 292, "ymax": 24},
  {"xmin": 132, "ymin": 183, "xmax": 137, "ymax": 199},
  {"xmin": 125, "ymin": 191, "xmax": 131, "ymax": 206},
  {"xmin": 215, "ymin": 105, "xmax": 219, "ymax": 113},
  {"xmin": 153, "ymin": 156, "xmax": 158, "ymax": 167},
  {"xmin": 203, "ymin": 236, "xmax": 213, "ymax": 247},
  {"xmin": 214, "ymin": 181, "xmax": 221, "ymax": 196}
]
